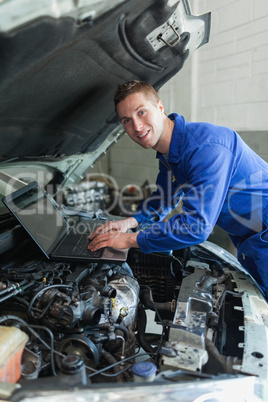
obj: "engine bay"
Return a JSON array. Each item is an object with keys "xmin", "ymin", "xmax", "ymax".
[
  {"xmin": 0, "ymin": 181, "xmax": 267, "ymax": 396},
  {"xmin": 1, "ymin": 235, "xmax": 265, "ymax": 390}
]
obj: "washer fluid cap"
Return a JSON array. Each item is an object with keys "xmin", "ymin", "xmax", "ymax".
[{"xmin": 132, "ymin": 361, "xmax": 157, "ymax": 379}]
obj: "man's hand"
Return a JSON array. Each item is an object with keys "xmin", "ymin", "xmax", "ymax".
[
  {"xmin": 88, "ymin": 231, "xmax": 139, "ymax": 251},
  {"xmin": 88, "ymin": 217, "xmax": 139, "ymax": 251},
  {"xmin": 89, "ymin": 217, "xmax": 138, "ymax": 240}
]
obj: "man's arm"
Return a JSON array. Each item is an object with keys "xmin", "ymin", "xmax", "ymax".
[
  {"xmin": 131, "ymin": 159, "xmax": 181, "ymax": 225},
  {"xmin": 136, "ymin": 142, "xmax": 237, "ymax": 253}
]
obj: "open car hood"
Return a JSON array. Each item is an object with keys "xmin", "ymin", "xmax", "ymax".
[
  {"xmin": 0, "ymin": 0, "xmax": 210, "ymax": 167},
  {"xmin": 1, "ymin": 5, "xmax": 268, "ymax": 400}
]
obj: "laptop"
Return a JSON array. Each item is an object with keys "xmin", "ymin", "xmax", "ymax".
[{"xmin": 2, "ymin": 181, "xmax": 128, "ymax": 263}]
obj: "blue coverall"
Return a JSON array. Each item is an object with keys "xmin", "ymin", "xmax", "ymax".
[{"xmin": 133, "ymin": 113, "xmax": 268, "ymax": 297}]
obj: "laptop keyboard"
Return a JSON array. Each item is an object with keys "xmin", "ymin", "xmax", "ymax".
[{"xmin": 70, "ymin": 234, "xmax": 103, "ymax": 258}]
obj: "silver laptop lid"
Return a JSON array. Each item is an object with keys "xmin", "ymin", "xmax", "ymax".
[{"xmin": 3, "ymin": 181, "xmax": 68, "ymax": 258}]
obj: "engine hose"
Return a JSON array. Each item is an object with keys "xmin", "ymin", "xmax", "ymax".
[
  {"xmin": 199, "ymin": 276, "xmax": 218, "ymax": 290},
  {"xmin": 137, "ymin": 304, "xmax": 155, "ymax": 354},
  {"xmin": 101, "ymin": 349, "xmax": 123, "ymax": 382},
  {"xmin": 97, "ymin": 323, "xmax": 129, "ymax": 342},
  {"xmin": 140, "ymin": 288, "xmax": 173, "ymax": 312},
  {"xmin": 144, "ymin": 333, "xmax": 162, "ymax": 344},
  {"xmin": 114, "ymin": 324, "xmax": 129, "ymax": 342},
  {"xmin": 0, "ymin": 279, "xmax": 28, "ymax": 296}
]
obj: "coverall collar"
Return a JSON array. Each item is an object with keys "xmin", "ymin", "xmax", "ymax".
[{"xmin": 156, "ymin": 113, "xmax": 185, "ymax": 163}]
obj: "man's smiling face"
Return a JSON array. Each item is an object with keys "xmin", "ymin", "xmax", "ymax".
[{"xmin": 116, "ymin": 92, "xmax": 166, "ymax": 151}]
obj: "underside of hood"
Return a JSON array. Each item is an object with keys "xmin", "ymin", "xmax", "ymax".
[{"xmin": 0, "ymin": 0, "xmax": 210, "ymax": 162}]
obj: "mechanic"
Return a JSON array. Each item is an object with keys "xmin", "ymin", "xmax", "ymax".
[{"xmin": 89, "ymin": 80, "xmax": 268, "ymax": 299}]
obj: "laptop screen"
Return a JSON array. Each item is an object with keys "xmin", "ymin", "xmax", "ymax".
[{"xmin": 3, "ymin": 181, "xmax": 67, "ymax": 257}]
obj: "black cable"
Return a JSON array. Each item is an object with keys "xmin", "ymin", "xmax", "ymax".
[
  {"xmin": 137, "ymin": 303, "xmax": 155, "ymax": 354},
  {"xmin": 137, "ymin": 285, "xmax": 167, "ymax": 363},
  {"xmin": 97, "ymin": 323, "xmax": 129, "ymax": 342},
  {"xmin": 97, "ymin": 364, "xmax": 132, "ymax": 378},
  {"xmin": 101, "ymin": 349, "xmax": 123, "ymax": 382},
  {"xmin": 171, "ymin": 254, "xmax": 184, "ymax": 269},
  {"xmin": 190, "ymin": 249, "xmax": 226, "ymax": 270},
  {"xmin": 87, "ymin": 352, "xmax": 156, "ymax": 378},
  {"xmin": 139, "ymin": 285, "xmax": 164, "ymax": 325}
]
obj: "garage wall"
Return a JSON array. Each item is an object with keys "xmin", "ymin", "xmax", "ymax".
[
  {"xmin": 189, "ymin": 0, "xmax": 268, "ymax": 161},
  {"xmin": 99, "ymin": 0, "xmax": 268, "ymax": 188}
]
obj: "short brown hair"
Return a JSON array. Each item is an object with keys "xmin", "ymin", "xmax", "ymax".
[{"xmin": 114, "ymin": 80, "xmax": 160, "ymax": 110}]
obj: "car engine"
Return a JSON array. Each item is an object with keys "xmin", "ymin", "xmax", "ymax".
[{"xmin": 1, "ymin": 224, "xmax": 267, "ymax": 389}]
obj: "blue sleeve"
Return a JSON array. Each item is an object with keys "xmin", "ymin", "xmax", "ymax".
[
  {"xmin": 131, "ymin": 159, "xmax": 183, "ymax": 225},
  {"xmin": 137, "ymin": 142, "xmax": 236, "ymax": 253}
]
